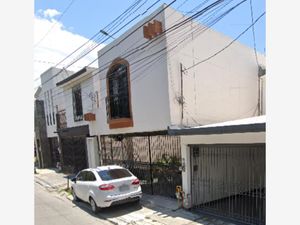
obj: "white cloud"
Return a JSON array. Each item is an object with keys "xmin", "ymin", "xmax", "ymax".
[
  {"xmin": 42, "ymin": 9, "xmax": 61, "ymax": 18},
  {"xmin": 34, "ymin": 15, "xmax": 105, "ymax": 88}
]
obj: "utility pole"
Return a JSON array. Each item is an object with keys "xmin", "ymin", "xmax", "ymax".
[{"xmin": 180, "ymin": 63, "xmax": 184, "ymax": 125}]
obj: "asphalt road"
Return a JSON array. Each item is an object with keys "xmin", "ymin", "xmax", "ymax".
[
  {"xmin": 34, "ymin": 177, "xmax": 230, "ymax": 225},
  {"xmin": 35, "ymin": 182, "xmax": 113, "ymax": 225}
]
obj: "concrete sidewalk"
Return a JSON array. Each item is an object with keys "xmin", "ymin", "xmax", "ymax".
[
  {"xmin": 35, "ymin": 168, "xmax": 72, "ymax": 192},
  {"xmin": 34, "ymin": 168, "xmax": 236, "ymax": 225}
]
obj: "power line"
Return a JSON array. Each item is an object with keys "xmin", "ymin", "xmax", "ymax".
[
  {"xmin": 63, "ymin": 0, "xmax": 148, "ymax": 67},
  {"xmin": 48, "ymin": 0, "xmax": 239, "ymax": 109},
  {"xmin": 50, "ymin": 1, "xmax": 262, "ymax": 121},
  {"xmin": 249, "ymin": 0, "xmax": 259, "ymax": 67},
  {"xmin": 82, "ymin": 0, "xmax": 225, "ymax": 77},
  {"xmin": 38, "ymin": 0, "xmax": 193, "ymax": 94},
  {"xmin": 42, "ymin": 0, "xmax": 234, "ymax": 99},
  {"xmin": 184, "ymin": 11, "xmax": 265, "ymax": 71},
  {"xmin": 53, "ymin": 0, "xmax": 145, "ymax": 68},
  {"xmin": 46, "ymin": 0, "xmax": 227, "ymax": 98},
  {"xmin": 35, "ymin": 0, "xmax": 182, "ymax": 90},
  {"xmin": 34, "ymin": 0, "xmax": 77, "ymax": 48},
  {"xmin": 40, "ymin": 0, "xmax": 168, "ymax": 87},
  {"xmin": 63, "ymin": 0, "xmax": 164, "ymax": 74},
  {"xmin": 35, "ymin": 0, "xmax": 146, "ymax": 84}
]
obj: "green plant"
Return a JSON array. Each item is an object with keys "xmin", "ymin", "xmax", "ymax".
[{"xmin": 156, "ymin": 154, "xmax": 181, "ymax": 167}]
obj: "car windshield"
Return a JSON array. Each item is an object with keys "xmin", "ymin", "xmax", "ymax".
[{"xmin": 97, "ymin": 168, "xmax": 132, "ymax": 181}]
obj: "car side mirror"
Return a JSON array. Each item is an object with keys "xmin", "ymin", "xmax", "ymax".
[{"xmin": 71, "ymin": 177, "xmax": 76, "ymax": 183}]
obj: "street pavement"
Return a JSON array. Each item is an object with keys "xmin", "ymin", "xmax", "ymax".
[
  {"xmin": 35, "ymin": 182, "xmax": 112, "ymax": 225},
  {"xmin": 35, "ymin": 168, "xmax": 237, "ymax": 225}
]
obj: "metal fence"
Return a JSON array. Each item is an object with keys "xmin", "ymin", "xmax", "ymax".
[
  {"xmin": 100, "ymin": 134, "xmax": 182, "ymax": 197},
  {"xmin": 190, "ymin": 144, "xmax": 265, "ymax": 225}
]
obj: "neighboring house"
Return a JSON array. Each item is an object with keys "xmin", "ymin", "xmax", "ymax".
[
  {"xmin": 37, "ymin": 66, "xmax": 100, "ymax": 173},
  {"xmin": 55, "ymin": 66, "xmax": 100, "ymax": 173},
  {"xmin": 82, "ymin": 4, "xmax": 265, "ymax": 199},
  {"xmin": 39, "ymin": 67, "xmax": 73, "ymax": 168}
]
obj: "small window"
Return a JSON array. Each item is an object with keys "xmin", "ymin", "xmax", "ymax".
[
  {"xmin": 46, "ymin": 115, "xmax": 49, "ymax": 126},
  {"xmin": 49, "ymin": 113, "xmax": 52, "ymax": 125},
  {"xmin": 97, "ymin": 169, "xmax": 132, "ymax": 181},
  {"xmin": 53, "ymin": 112, "xmax": 56, "ymax": 125},
  {"xmin": 72, "ymin": 85, "xmax": 83, "ymax": 122}
]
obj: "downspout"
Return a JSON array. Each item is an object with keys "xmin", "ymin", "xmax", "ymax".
[{"xmin": 258, "ymin": 65, "xmax": 266, "ymax": 115}]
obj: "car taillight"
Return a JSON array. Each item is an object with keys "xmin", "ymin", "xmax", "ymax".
[
  {"xmin": 132, "ymin": 179, "xmax": 140, "ymax": 185},
  {"xmin": 99, "ymin": 184, "xmax": 115, "ymax": 191}
]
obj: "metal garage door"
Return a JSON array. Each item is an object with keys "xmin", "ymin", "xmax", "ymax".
[{"xmin": 191, "ymin": 144, "xmax": 265, "ymax": 225}]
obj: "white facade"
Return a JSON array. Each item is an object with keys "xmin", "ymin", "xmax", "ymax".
[
  {"xmin": 164, "ymin": 7, "xmax": 265, "ymax": 126},
  {"xmin": 89, "ymin": 5, "xmax": 170, "ymax": 136},
  {"xmin": 58, "ymin": 67, "xmax": 97, "ymax": 129},
  {"xmin": 88, "ymin": 5, "xmax": 265, "ymax": 136}
]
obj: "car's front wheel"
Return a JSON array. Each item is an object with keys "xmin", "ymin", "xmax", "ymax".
[
  {"xmin": 72, "ymin": 188, "xmax": 79, "ymax": 202},
  {"xmin": 90, "ymin": 197, "xmax": 100, "ymax": 213}
]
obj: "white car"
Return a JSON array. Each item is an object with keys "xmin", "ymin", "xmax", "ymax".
[{"xmin": 71, "ymin": 165, "xmax": 142, "ymax": 213}]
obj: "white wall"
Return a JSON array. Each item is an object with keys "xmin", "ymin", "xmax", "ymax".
[
  {"xmin": 89, "ymin": 5, "xmax": 266, "ymax": 136},
  {"xmin": 89, "ymin": 5, "xmax": 171, "ymax": 136},
  {"xmin": 86, "ymin": 137, "xmax": 100, "ymax": 167},
  {"xmin": 180, "ymin": 132, "xmax": 265, "ymax": 208},
  {"xmin": 61, "ymin": 73, "xmax": 94, "ymax": 129},
  {"xmin": 164, "ymin": 7, "xmax": 266, "ymax": 127}
]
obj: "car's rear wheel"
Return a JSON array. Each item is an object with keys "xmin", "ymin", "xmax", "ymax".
[{"xmin": 90, "ymin": 197, "xmax": 100, "ymax": 213}]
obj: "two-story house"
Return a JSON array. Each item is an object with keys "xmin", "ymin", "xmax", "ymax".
[
  {"xmin": 55, "ymin": 66, "xmax": 100, "ymax": 173},
  {"xmin": 81, "ymin": 3, "xmax": 266, "ymax": 199},
  {"xmin": 36, "ymin": 4, "xmax": 266, "ymax": 224}
]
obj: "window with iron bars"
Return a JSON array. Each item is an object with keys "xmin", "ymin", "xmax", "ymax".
[
  {"xmin": 106, "ymin": 63, "xmax": 131, "ymax": 120},
  {"xmin": 72, "ymin": 84, "xmax": 83, "ymax": 122}
]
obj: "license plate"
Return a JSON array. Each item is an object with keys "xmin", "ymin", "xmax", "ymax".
[{"xmin": 119, "ymin": 185, "xmax": 129, "ymax": 192}]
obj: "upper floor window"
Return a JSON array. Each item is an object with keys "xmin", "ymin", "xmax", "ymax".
[
  {"xmin": 106, "ymin": 58, "xmax": 133, "ymax": 129},
  {"xmin": 72, "ymin": 85, "xmax": 83, "ymax": 122}
]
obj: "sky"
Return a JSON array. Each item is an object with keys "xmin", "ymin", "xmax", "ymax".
[{"xmin": 34, "ymin": 0, "xmax": 266, "ymax": 89}]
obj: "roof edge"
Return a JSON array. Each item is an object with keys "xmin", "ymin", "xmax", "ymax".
[{"xmin": 168, "ymin": 123, "xmax": 266, "ymax": 136}]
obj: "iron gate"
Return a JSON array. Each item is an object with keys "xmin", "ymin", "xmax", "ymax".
[
  {"xmin": 191, "ymin": 144, "xmax": 265, "ymax": 225},
  {"xmin": 100, "ymin": 134, "xmax": 182, "ymax": 197},
  {"xmin": 61, "ymin": 136, "xmax": 88, "ymax": 173}
]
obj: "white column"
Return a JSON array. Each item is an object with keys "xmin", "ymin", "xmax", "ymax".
[{"xmin": 181, "ymin": 137, "xmax": 192, "ymax": 208}]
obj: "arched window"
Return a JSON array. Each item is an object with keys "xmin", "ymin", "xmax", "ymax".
[{"xmin": 106, "ymin": 58, "xmax": 133, "ymax": 129}]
